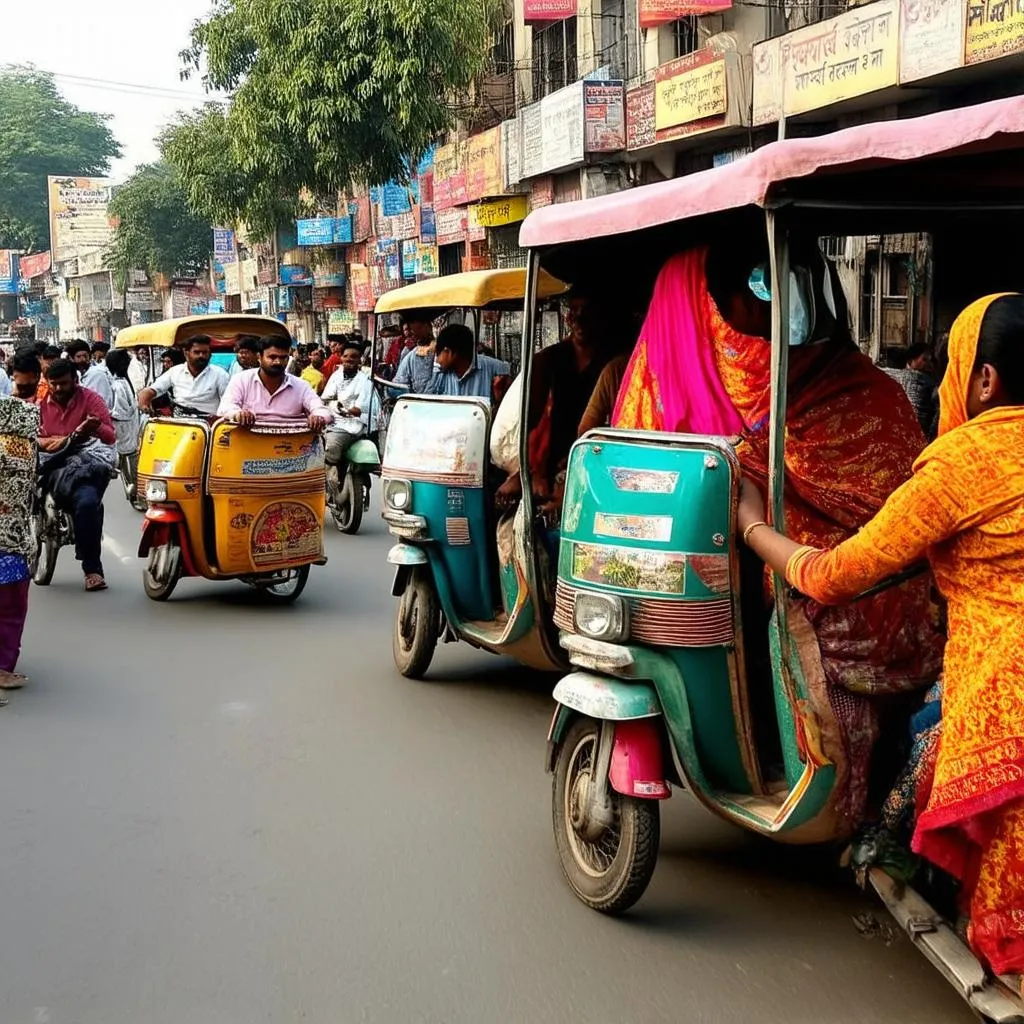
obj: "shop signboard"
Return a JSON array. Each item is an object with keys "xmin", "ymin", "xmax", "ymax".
[
  {"xmin": 639, "ymin": 0, "xmax": 732, "ymax": 26},
  {"xmin": 313, "ymin": 262, "xmax": 346, "ymax": 287},
  {"xmin": 899, "ymin": 0, "xmax": 967, "ymax": 81},
  {"xmin": 276, "ymin": 287, "xmax": 293, "ymax": 311},
  {"xmin": 328, "ymin": 308, "xmax": 356, "ymax": 334},
  {"xmin": 465, "ymin": 126, "xmax": 504, "ymax": 201},
  {"xmin": 584, "ymin": 81, "xmax": 626, "ymax": 152},
  {"xmin": 752, "ymin": 0, "xmax": 899, "ymax": 122},
  {"xmin": 966, "ymin": 0, "xmax": 1024, "ymax": 63},
  {"xmin": 17, "ymin": 251, "xmax": 51, "ymax": 282},
  {"xmin": 523, "ymin": 0, "xmax": 577, "ymax": 21},
  {"xmin": 469, "ymin": 197, "xmax": 530, "ymax": 229},
  {"xmin": 401, "ymin": 240, "xmax": 418, "ymax": 279},
  {"xmin": 434, "ymin": 141, "xmax": 468, "ymax": 211},
  {"xmin": 420, "ymin": 206, "xmax": 437, "ymax": 244},
  {"xmin": 296, "ymin": 216, "xmax": 353, "ymax": 245},
  {"xmin": 0, "ymin": 250, "xmax": 19, "ymax": 294},
  {"xmin": 350, "ymin": 265, "xmax": 374, "ymax": 312},
  {"xmin": 435, "ymin": 206, "xmax": 468, "ymax": 246},
  {"xmin": 213, "ymin": 228, "xmax": 236, "ymax": 263},
  {"xmin": 381, "ymin": 181, "xmax": 412, "ymax": 216},
  {"xmin": 751, "ymin": 37, "xmax": 784, "ymax": 125},
  {"xmin": 626, "ymin": 82, "xmax": 657, "ymax": 150},
  {"xmin": 280, "ymin": 264, "xmax": 313, "ymax": 286},
  {"xmin": 654, "ymin": 49, "xmax": 728, "ymax": 142},
  {"xmin": 47, "ymin": 176, "xmax": 115, "ymax": 262}
]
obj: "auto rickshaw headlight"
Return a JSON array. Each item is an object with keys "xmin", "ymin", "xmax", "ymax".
[
  {"xmin": 573, "ymin": 592, "xmax": 629, "ymax": 642},
  {"xmin": 145, "ymin": 479, "xmax": 168, "ymax": 503},
  {"xmin": 383, "ymin": 478, "xmax": 412, "ymax": 512}
]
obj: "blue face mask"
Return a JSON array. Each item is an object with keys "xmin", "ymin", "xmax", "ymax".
[{"xmin": 747, "ymin": 264, "xmax": 814, "ymax": 347}]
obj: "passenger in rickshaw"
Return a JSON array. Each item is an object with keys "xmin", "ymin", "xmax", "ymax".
[
  {"xmin": 611, "ymin": 242, "xmax": 945, "ymax": 820},
  {"xmin": 737, "ymin": 292, "xmax": 1024, "ymax": 983},
  {"xmin": 138, "ymin": 336, "xmax": 229, "ymax": 417},
  {"xmin": 428, "ymin": 324, "xmax": 510, "ymax": 403}
]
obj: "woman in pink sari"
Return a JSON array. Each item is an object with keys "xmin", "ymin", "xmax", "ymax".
[{"xmin": 612, "ymin": 246, "xmax": 944, "ymax": 825}]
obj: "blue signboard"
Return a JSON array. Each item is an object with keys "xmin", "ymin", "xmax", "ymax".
[
  {"xmin": 280, "ymin": 264, "xmax": 313, "ymax": 286},
  {"xmin": 382, "ymin": 182, "xmax": 411, "ymax": 216},
  {"xmin": 401, "ymin": 240, "xmax": 418, "ymax": 279},
  {"xmin": 276, "ymin": 286, "xmax": 293, "ymax": 311},
  {"xmin": 296, "ymin": 216, "xmax": 353, "ymax": 246},
  {"xmin": 213, "ymin": 228, "xmax": 236, "ymax": 263},
  {"xmin": 208, "ymin": 299, "xmax": 225, "ymax": 313},
  {"xmin": 420, "ymin": 207, "xmax": 437, "ymax": 245},
  {"xmin": 0, "ymin": 251, "xmax": 18, "ymax": 295}
]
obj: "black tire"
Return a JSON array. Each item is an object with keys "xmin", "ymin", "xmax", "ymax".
[
  {"xmin": 258, "ymin": 564, "xmax": 310, "ymax": 604},
  {"xmin": 118, "ymin": 453, "xmax": 135, "ymax": 503},
  {"xmin": 29, "ymin": 505, "xmax": 58, "ymax": 587},
  {"xmin": 143, "ymin": 539, "xmax": 182, "ymax": 601},
  {"xmin": 332, "ymin": 473, "xmax": 363, "ymax": 534},
  {"xmin": 392, "ymin": 569, "xmax": 439, "ymax": 679},
  {"xmin": 552, "ymin": 715, "xmax": 660, "ymax": 914}
]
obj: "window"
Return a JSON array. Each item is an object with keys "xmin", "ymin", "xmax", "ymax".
[
  {"xmin": 670, "ymin": 16, "xmax": 698, "ymax": 58},
  {"xmin": 490, "ymin": 20, "xmax": 514, "ymax": 73},
  {"xmin": 531, "ymin": 17, "xmax": 578, "ymax": 100},
  {"xmin": 820, "ymin": 236, "xmax": 849, "ymax": 260},
  {"xmin": 600, "ymin": 0, "xmax": 629, "ymax": 78}
]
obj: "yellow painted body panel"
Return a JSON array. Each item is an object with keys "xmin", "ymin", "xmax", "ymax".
[{"xmin": 138, "ymin": 418, "xmax": 326, "ymax": 579}]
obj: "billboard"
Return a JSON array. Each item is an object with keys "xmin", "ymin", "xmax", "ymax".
[{"xmin": 47, "ymin": 176, "xmax": 116, "ymax": 262}]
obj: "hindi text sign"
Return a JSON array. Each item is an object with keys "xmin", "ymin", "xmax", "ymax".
[
  {"xmin": 654, "ymin": 51, "xmax": 728, "ymax": 141},
  {"xmin": 899, "ymin": 0, "xmax": 967, "ymax": 81},
  {"xmin": 626, "ymin": 83, "xmax": 657, "ymax": 150},
  {"xmin": 639, "ymin": 0, "xmax": 732, "ymax": 26},
  {"xmin": 966, "ymin": 0, "xmax": 1024, "ymax": 63},
  {"xmin": 584, "ymin": 81, "xmax": 626, "ymax": 152}
]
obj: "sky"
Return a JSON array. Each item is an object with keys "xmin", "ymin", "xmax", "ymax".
[{"xmin": 1, "ymin": 0, "xmax": 223, "ymax": 181}]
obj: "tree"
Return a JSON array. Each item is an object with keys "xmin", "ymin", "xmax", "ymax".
[
  {"xmin": 163, "ymin": 0, "xmax": 496, "ymax": 238},
  {"xmin": 0, "ymin": 66, "xmax": 121, "ymax": 251},
  {"xmin": 107, "ymin": 162, "xmax": 213, "ymax": 289}
]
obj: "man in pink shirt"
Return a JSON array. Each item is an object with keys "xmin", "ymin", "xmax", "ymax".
[{"xmin": 217, "ymin": 337, "xmax": 333, "ymax": 428}]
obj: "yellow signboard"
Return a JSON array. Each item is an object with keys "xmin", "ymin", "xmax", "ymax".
[
  {"xmin": 469, "ymin": 196, "xmax": 530, "ymax": 229},
  {"xmin": 654, "ymin": 55, "xmax": 728, "ymax": 132},
  {"xmin": 966, "ymin": 0, "xmax": 1024, "ymax": 63},
  {"xmin": 776, "ymin": 0, "xmax": 899, "ymax": 117}
]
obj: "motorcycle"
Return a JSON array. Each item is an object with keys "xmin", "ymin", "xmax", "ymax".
[
  {"xmin": 29, "ymin": 445, "xmax": 77, "ymax": 587},
  {"xmin": 325, "ymin": 436, "xmax": 381, "ymax": 534}
]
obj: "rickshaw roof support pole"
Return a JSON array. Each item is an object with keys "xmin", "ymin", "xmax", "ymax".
[
  {"xmin": 519, "ymin": 250, "xmax": 541, "ymax": 511},
  {"xmin": 766, "ymin": 209, "xmax": 791, "ymax": 633}
]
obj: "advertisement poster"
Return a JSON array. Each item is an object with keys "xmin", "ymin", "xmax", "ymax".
[
  {"xmin": 213, "ymin": 228, "xmax": 236, "ymax": 263},
  {"xmin": 639, "ymin": 0, "xmax": 731, "ymax": 27},
  {"xmin": 523, "ymin": 0, "xmax": 577, "ymax": 21},
  {"xmin": 583, "ymin": 81, "xmax": 626, "ymax": 152},
  {"xmin": 47, "ymin": 176, "xmax": 115, "ymax": 262},
  {"xmin": 296, "ymin": 216, "xmax": 353, "ymax": 246},
  {"xmin": 626, "ymin": 83, "xmax": 657, "ymax": 150},
  {"xmin": 0, "ymin": 251, "xmax": 18, "ymax": 294},
  {"xmin": 655, "ymin": 50, "xmax": 728, "ymax": 139}
]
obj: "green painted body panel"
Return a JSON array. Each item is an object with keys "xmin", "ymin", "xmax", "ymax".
[
  {"xmin": 769, "ymin": 616, "xmax": 804, "ymax": 790},
  {"xmin": 346, "ymin": 438, "xmax": 380, "ymax": 466},
  {"xmin": 559, "ymin": 436, "xmax": 733, "ymax": 600}
]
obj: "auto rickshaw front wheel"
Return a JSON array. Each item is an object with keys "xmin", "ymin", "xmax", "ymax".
[
  {"xmin": 552, "ymin": 715, "xmax": 660, "ymax": 915},
  {"xmin": 393, "ymin": 569, "xmax": 439, "ymax": 679},
  {"xmin": 143, "ymin": 539, "xmax": 182, "ymax": 601}
]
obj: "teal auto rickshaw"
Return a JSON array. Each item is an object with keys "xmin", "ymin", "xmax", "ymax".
[
  {"xmin": 379, "ymin": 267, "xmax": 570, "ymax": 678},
  {"xmin": 519, "ymin": 95, "xmax": 1024, "ymax": 1022}
]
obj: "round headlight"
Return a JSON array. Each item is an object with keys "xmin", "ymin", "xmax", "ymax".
[
  {"xmin": 145, "ymin": 479, "xmax": 168, "ymax": 503},
  {"xmin": 573, "ymin": 592, "xmax": 628, "ymax": 642},
  {"xmin": 383, "ymin": 478, "xmax": 411, "ymax": 512}
]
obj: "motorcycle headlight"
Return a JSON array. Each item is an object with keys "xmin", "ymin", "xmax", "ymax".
[
  {"xmin": 383, "ymin": 478, "xmax": 412, "ymax": 512},
  {"xmin": 145, "ymin": 479, "xmax": 168, "ymax": 503},
  {"xmin": 573, "ymin": 592, "xmax": 629, "ymax": 642}
]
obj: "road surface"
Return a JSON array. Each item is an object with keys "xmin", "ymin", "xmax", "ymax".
[{"xmin": 0, "ymin": 491, "xmax": 973, "ymax": 1023}]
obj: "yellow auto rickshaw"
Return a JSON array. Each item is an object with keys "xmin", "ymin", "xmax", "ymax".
[{"xmin": 114, "ymin": 315, "xmax": 326, "ymax": 603}]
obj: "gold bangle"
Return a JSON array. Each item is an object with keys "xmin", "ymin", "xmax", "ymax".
[{"xmin": 742, "ymin": 520, "xmax": 769, "ymax": 546}]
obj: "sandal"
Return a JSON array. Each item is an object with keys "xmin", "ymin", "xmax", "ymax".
[
  {"xmin": 0, "ymin": 671, "xmax": 27, "ymax": 689},
  {"xmin": 84, "ymin": 573, "xmax": 108, "ymax": 592}
]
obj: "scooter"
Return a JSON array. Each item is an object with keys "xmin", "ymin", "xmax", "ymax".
[{"xmin": 326, "ymin": 438, "xmax": 381, "ymax": 534}]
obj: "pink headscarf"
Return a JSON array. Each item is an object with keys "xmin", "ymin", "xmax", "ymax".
[{"xmin": 612, "ymin": 248, "xmax": 743, "ymax": 435}]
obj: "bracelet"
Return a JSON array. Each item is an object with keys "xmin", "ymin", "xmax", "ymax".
[{"xmin": 742, "ymin": 520, "xmax": 769, "ymax": 546}]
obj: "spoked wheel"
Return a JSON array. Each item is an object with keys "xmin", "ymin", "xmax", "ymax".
[
  {"xmin": 552, "ymin": 716, "xmax": 660, "ymax": 914},
  {"xmin": 258, "ymin": 565, "xmax": 310, "ymax": 604},
  {"xmin": 392, "ymin": 569, "xmax": 440, "ymax": 679},
  {"xmin": 143, "ymin": 539, "xmax": 182, "ymax": 601},
  {"xmin": 331, "ymin": 473, "xmax": 363, "ymax": 534},
  {"xmin": 29, "ymin": 499, "xmax": 58, "ymax": 586}
]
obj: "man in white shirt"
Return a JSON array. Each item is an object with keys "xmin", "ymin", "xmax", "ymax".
[
  {"xmin": 228, "ymin": 335, "xmax": 260, "ymax": 378},
  {"xmin": 321, "ymin": 340, "xmax": 373, "ymax": 493},
  {"xmin": 137, "ymin": 335, "xmax": 229, "ymax": 416},
  {"xmin": 68, "ymin": 339, "xmax": 115, "ymax": 410},
  {"xmin": 127, "ymin": 346, "xmax": 149, "ymax": 393}
]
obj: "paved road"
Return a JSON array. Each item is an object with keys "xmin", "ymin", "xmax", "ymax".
[{"xmin": 1, "ymin": 491, "xmax": 973, "ymax": 1024}]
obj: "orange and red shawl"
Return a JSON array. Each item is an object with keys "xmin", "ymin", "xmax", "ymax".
[
  {"xmin": 787, "ymin": 292, "xmax": 1024, "ymax": 975},
  {"xmin": 615, "ymin": 248, "xmax": 942, "ymax": 694}
]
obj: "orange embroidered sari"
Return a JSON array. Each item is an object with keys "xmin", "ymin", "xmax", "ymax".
[{"xmin": 787, "ymin": 293, "xmax": 1024, "ymax": 975}]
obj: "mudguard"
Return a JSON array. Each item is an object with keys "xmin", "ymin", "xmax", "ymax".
[
  {"xmin": 347, "ymin": 438, "xmax": 381, "ymax": 467},
  {"xmin": 552, "ymin": 671, "xmax": 661, "ymax": 721}
]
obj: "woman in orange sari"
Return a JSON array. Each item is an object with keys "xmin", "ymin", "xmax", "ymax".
[{"xmin": 739, "ymin": 292, "xmax": 1024, "ymax": 977}]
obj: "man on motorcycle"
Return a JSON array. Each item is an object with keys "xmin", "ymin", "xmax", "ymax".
[
  {"xmin": 137, "ymin": 335, "xmax": 229, "ymax": 416},
  {"xmin": 38, "ymin": 359, "xmax": 116, "ymax": 592},
  {"xmin": 321, "ymin": 340, "xmax": 373, "ymax": 496}
]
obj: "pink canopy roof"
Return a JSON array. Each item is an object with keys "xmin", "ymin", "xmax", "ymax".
[{"xmin": 519, "ymin": 95, "xmax": 1024, "ymax": 248}]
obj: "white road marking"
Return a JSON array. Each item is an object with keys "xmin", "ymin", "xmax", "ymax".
[{"xmin": 102, "ymin": 535, "xmax": 135, "ymax": 565}]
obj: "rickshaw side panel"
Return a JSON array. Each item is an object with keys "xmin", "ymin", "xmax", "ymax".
[
  {"xmin": 556, "ymin": 434, "xmax": 757, "ymax": 796},
  {"xmin": 206, "ymin": 423, "xmax": 326, "ymax": 575},
  {"xmin": 383, "ymin": 397, "xmax": 493, "ymax": 622}
]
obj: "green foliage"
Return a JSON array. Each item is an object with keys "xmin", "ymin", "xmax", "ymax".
[
  {"xmin": 0, "ymin": 66, "xmax": 121, "ymax": 251},
  {"xmin": 164, "ymin": 0, "xmax": 495, "ymax": 238},
  {"xmin": 107, "ymin": 162, "xmax": 212, "ymax": 289}
]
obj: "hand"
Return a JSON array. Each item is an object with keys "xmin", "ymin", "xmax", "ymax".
[
  {"xmin": 39, "ymin": 435, "xmax": 68, "ymax": 452},
  {"xmin": 346, "ymin": 406, "xmax": 361, "ymax": 418},
  {"xmin": 73, "ymin": 415, "xmax": 100, "ymax": 438},
  {"xmin": 737, "ymin": 477, "xmax": 767, "ymax": 534},
  {"xmin": 308, "ymin": 413, "xmax": 331, "ymax": 431},
  {"xmin": 232, "ymin": 410, "xmax": 257, "ymax": 426}
]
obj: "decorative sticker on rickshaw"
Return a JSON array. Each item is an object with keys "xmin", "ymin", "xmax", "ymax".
[
  {"xmin": 608, "ymin": 468, "xmax": 679, "ymax": 494},
  {"xmin": 688, "ymin": 553, "xmax": 731, "ymax": 594},
  {"xmin": 242, "ymin": 443, "xmax": 321, "ymax": 476},
  {"xmin": 250, "ymin": 502, "xmax": 321, "ymax": 567},
  {"xmin": 230, "ymin": 511, "xmax": 255, "ymax": 530},
  {"xmin": 571, "ymin": 542, "xmax": 686, "ymax": 595},
  {"xmin": 593, "ymin": 513, "xmax": 673, "ymax": 543},
  {"xmin": 153, "ymin": 460, "xmax": 173, "ymax": 475}
]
